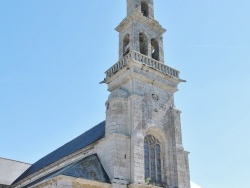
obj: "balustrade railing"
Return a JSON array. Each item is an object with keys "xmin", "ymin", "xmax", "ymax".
[{"xmin": 105, "ymin": 51, "xmax": 179, "ymax": 79}]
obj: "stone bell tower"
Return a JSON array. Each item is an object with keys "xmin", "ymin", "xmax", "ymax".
[{"xmin": 97, "ymin": 1, "xmax": 190, "ymax": 188}]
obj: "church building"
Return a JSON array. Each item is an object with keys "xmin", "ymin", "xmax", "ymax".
[{"xmin": 1, "ymin": 1, "xmax": 191, "ymax": 187}]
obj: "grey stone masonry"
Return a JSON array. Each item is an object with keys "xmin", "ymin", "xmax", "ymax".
[
  {"xmin": 127, "ymin": 0, "xmax": 154, "ymax": 19},
  {"xmin": 101, "ymin": 0, "xmax": 190, "ymax": 187},
  {"xmin": 116, "ymin": 2, "xmax": 166, "ymax": 62},
  {"xmin": 105, "ymin": 51, "xmax": 179, "ymax": 81},
  {"xmin": 1, "ymin": 1, "xmax": 191, "ymax": 188}
]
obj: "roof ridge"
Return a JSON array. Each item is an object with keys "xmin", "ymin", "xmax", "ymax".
[
  {"xmin": 0, "ymin": 157, "xmax": 31, "ymax": 165},
  {"xmin": 31, "ymin": 121, "xmax": 105, "ymax": 163}
]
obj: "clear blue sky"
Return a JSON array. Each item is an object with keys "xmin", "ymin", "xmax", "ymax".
[{"xmin": 1, "ymin": 0, "xmax": 249, "ymax": 187}]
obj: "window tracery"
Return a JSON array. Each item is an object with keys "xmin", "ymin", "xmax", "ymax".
[{"xmin": 144, "ymin": 135, "xmax": 162, "ymax": 184}]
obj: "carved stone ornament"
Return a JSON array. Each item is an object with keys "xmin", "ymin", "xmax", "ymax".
[
  {"xmin": 152, "ymin": 94, "xmax": 159, "ymax": 101},
  {"xmin": 145, "ymin": 135, "xmax": 160, "ymax": 146}
]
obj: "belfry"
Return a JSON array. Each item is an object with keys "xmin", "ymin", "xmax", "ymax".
[
  {"xmin": 1, "ymin": 1, "xmax": 190, "ymax": 188},
  {"xmin": 102, "ymin": 0, "xmax": 190, "ymax": 187}
]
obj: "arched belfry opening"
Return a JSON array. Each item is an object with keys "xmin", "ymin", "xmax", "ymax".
[
  {"xmin": 141, "ymin": 1, "xmax": 149, "ymax": 17},
  {"xmin": 144, "ymin": 135, "xmax": 162, "ymax": 184},
  {"xmin": 123, "ymin": 34, "xmax": 130, "ymax": 56},
  {"xmin": 139, "ymin": 32, "xmax": 148, "ymax": 55},
  {"xmin": 151, "ymin": 39, "xmax": 159, "ymax": 61}
]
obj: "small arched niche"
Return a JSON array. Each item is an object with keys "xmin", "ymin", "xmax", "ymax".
[
  {"xmin": 123, "ymin": 34, "xmax": 130, "ymax": 56},
  {"xmin": 139, "ymin": 32, "xmax": 148, "ymax": 56},
  {"xmin": 151, "ymin": 38, "xmax": 159, "ymax": 61},
  {"xmin": 141, "ymin": 1, "xmax": 149, "ymax": 17}
]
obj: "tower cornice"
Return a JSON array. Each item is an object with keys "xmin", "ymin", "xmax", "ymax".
[
  {"xmin": 105, "ymin": 51, "xmax": 181, "ymax": 82},
  {"xmin": 115, "ymin": 11, "xmax": 166, "ymax": 35},
  {"xmin": 104, "ymin": 51, "xmax": 181, "ymax": 93}
]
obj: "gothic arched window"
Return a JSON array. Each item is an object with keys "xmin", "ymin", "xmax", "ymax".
[
  {"xmin": 151, "ymin": 38, "xmax": 159, "ymax": 61},
  {"xmin": 139, "ymin": 32, "xmax": 148, "ymax": 55},
  {"xmin": 141, "ymin": 1, "xmax": 149, "ymax": 17},
  {"xmin": 144, "ymin": 135, "xmax": 162, "ymax": 184},
  {"xmin": 123, "ymin": 34, "xmax": 130, "ymax": 56}
]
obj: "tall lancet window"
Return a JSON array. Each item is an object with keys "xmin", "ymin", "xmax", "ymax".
[
  {"xmin": 141, "ymin": 1, "xmax": 149, "ymax": 17},
  {"xmin": 144, "ymin": 135, "xmax": 162, "ymax": 184}
]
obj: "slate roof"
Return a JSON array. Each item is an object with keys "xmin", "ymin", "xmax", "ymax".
[
  {"xmin": 22, "ymin": 154, "xmax": 110, "ymax": 188},
  {"xmin": 13, "ymin": 121, "xmax": 105, "ymax": 185}
]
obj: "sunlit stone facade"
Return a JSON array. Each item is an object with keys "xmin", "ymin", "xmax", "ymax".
[{"xmin": 4, "ymin": 1, "xmax": 191, "ymax": 188}]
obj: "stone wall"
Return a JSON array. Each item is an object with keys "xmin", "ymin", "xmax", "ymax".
[
  {"xmin": 104, "ymin": 59, "xmax": 190, "ymax": 188},
  {"xmin": 95, "ymin": 134, "xmax": 130, "ymax": 184}
]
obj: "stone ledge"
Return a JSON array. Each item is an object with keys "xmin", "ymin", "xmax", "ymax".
[{"xmin": 129, "ymin": 183, "xmax": 163, "ymax": 188}]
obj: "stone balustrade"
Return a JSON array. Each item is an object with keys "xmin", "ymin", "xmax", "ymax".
[{"xmin": 105, "ymin": 51, "xmax": 179, "ymax": 79}]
